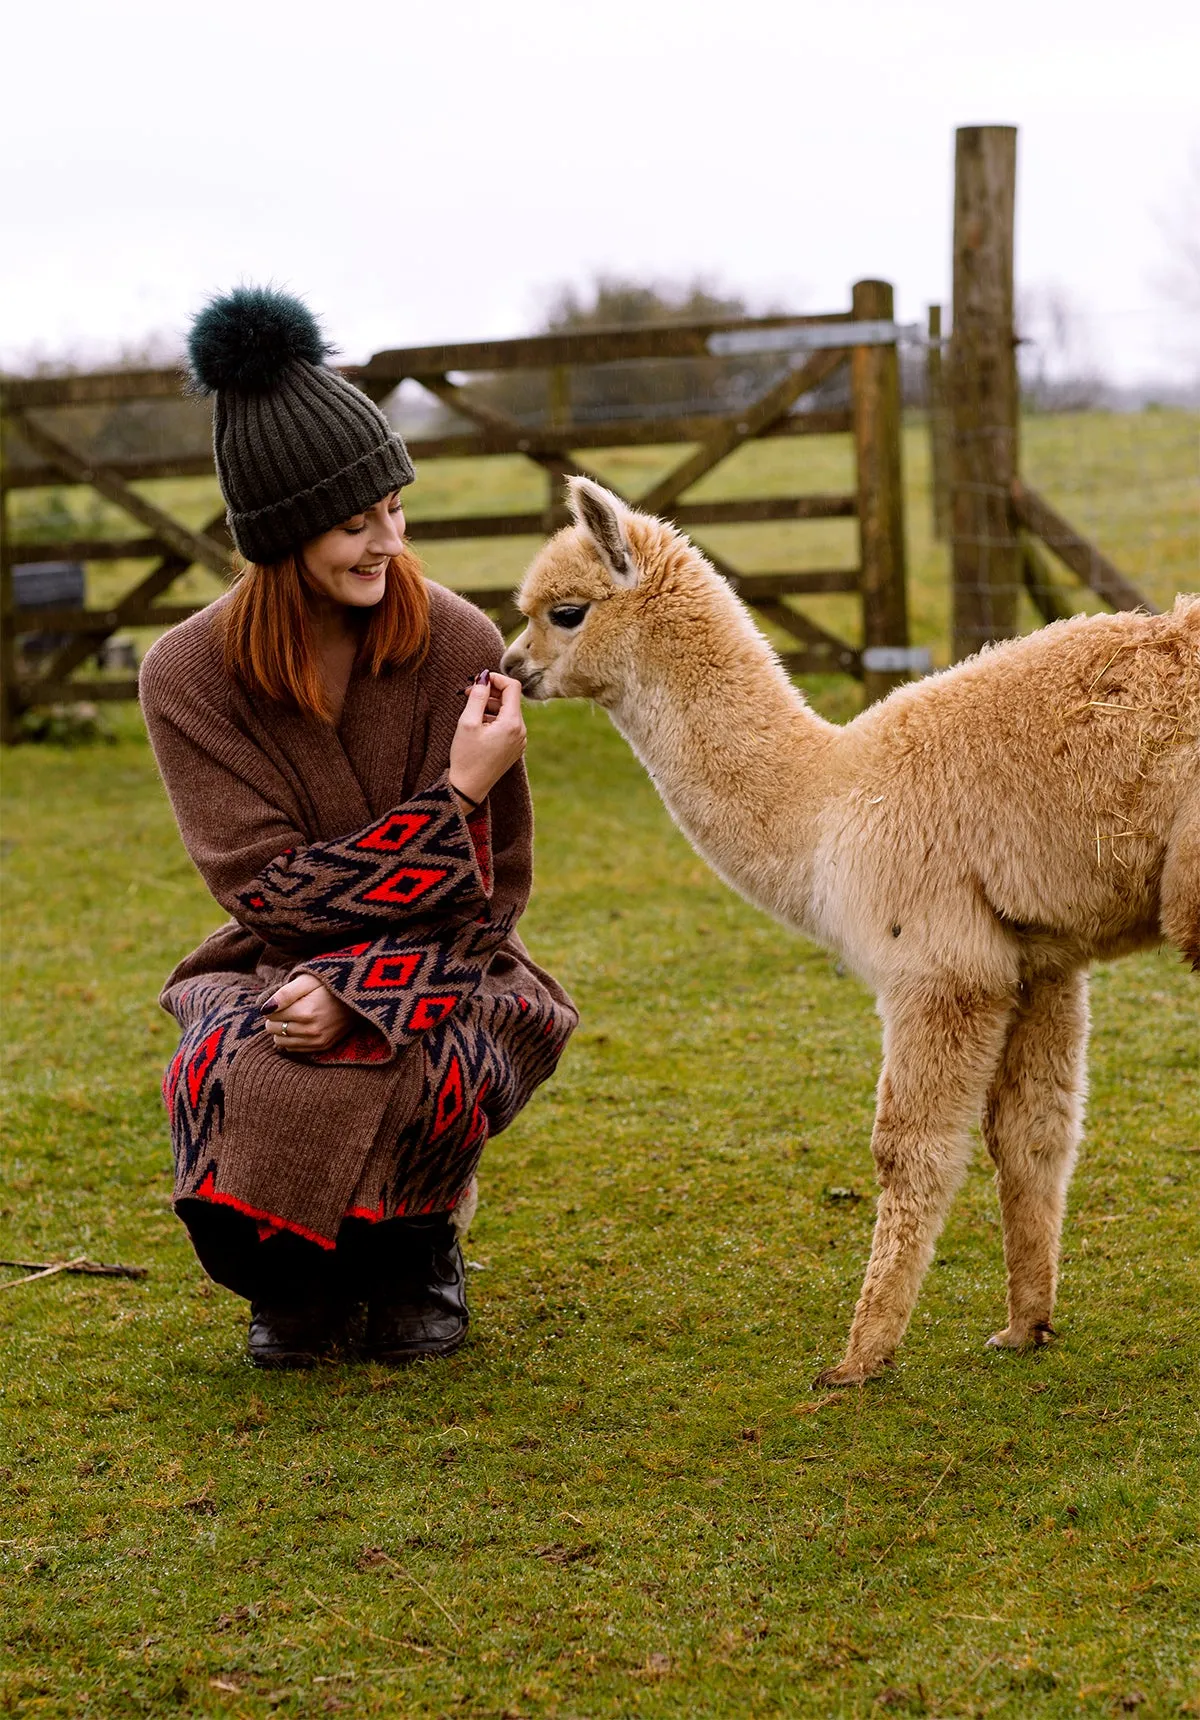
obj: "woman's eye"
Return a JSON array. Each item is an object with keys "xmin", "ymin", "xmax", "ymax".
[
  {"xmin": 341, "ymin": 522, "xmax": 367, "ymax": 535},
  {"xmin": 549, "ymin": 605, "xmax": 589, "ymax": 629}
]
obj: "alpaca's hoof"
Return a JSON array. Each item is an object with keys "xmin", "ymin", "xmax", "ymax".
[
  {"xmin": 812, "ymin": 1355, "xmax": 892, "ymax": 1388},
  {"xmin": 986, "ymin": 1321, "xmax": 1056, "ymax": 1351}
]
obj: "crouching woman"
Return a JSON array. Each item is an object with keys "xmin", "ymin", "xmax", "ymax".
[{"xmin": 139, "ymin": 287, "xmax": 577, "ymax": 1368}]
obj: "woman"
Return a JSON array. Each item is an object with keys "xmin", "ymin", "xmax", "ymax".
[{"xmin": 140, "ymin": 286, "xmax": 577, "ymax": 1368}]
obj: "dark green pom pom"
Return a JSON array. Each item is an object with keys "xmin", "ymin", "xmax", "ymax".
[{"xmin": 186, "ymin": 285, "xmax": 332, "ymax": 394}]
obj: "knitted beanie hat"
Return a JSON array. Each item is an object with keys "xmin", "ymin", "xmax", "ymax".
[{"xmin": 186, "ymin": 285, "xmax": 414, "ymax": 565}]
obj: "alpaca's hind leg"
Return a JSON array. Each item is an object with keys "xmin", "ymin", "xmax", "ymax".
[
  {"xmin": 815, "ymin": 988, "xmax": 1012, "ymax": 1387},
  {"xmin": 983, "ymin": 969, "xmax": 1088, "ymax": 1350}
]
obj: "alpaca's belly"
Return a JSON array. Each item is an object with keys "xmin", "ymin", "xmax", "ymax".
[
  {"xmin": 973, "ymin": 819, "xmax": 1166, "ymax": 952},
  {"xmin": 811, "ymin": 812, "xmax": 1167, "ymax": 987}
]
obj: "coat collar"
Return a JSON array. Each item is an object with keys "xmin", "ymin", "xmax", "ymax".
[{"xmin": 239, "ymin": 656, "xmax": 421, "ymax": 842}]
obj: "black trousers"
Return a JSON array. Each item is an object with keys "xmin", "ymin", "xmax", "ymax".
[{"xmin": 178, "ymin": 1201, "xmax": 441, "ymax": 1305}]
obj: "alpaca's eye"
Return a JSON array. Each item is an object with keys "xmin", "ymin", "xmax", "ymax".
[{"xmin": 549, "ymin": 604, "xmax": 589, "ymax": 630}]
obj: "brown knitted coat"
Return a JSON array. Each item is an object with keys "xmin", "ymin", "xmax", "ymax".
[{"xmin": 139, "ymin": 582, "xmax": 577, "ymax": 1247}]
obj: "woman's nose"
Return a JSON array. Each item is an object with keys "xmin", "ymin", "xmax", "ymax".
[{"xmin": 368, "ymin": 510, "xmax": 405, "ymax": 555}]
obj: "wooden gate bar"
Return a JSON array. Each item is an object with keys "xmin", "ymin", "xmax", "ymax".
[
  {"xmin": 14, "ymin": 604, "xmax": 205, "ymax": 635},
  {"xmin": 2, "ymin": 370, "xmax": 186, "ymax": 411},
  {"xmin": 1010, "ymin": 482, "xmax": 1155, "ymax": 614},
  {"xmin": 405, "ymin": 494, "xmax": 858, "ymax": 542},
  {"xmin": 353, "ymin": 312, "xmax": 854, "ymax": 384},
  {"xmin": 414, "ymin": 372, "xmax": 624, "ymax": 498},
  {"xmin": 6, "ymin": 412, "xmax": 233, "ymax": 579},
  {"xmin": 35, "ymin": 507, "xmax": 231, "ymax": 690},
  {"xmin": 1, "ymin": 535, "xmax": 176, "ymax": 566},
  {"xmin": 731, "ymin": 570, "xmax": 860, "ymax": 598},
  {"xmin": 3, "ymin": 454, "xmax": 217, "ymax": 489},
  {"xmin": 1020, "ymin": 534, "xmax": 1078, "ymax": 626},
  {"xmin": 634, "ymin": 348, "xmax": 849, "ymax": 514}
]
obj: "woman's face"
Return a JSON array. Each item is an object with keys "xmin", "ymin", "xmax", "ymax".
[{"xmin": 300, "ymin": 491, "xmax": 406, "ymax": 608}]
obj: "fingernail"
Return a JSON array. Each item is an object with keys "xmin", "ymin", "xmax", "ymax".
[
  {"xmin": 259, "ymin": 997, "xmax": 277, "ymax": 1016},
  {"xmin": 475, "ymin": 669, "xmax": 491, "ymax": 685}
]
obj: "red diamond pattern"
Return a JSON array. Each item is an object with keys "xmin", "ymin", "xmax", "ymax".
[
  {"xmin": 356, "ymin": 812, "xmax": 430, "ymax": 852},
  {"xmin": 362, "ymin": 866, "xmax": 447, "ymax": 906},
  {"xmin": 362, "ymin": 952, "xmax": 422, "ymax": 990},
  {"xmin": 406, "ymin": 994, "xmax": 460, "ymax": 1032}
]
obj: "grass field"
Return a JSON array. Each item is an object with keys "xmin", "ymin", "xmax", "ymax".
[{"xmin": 2, "ymin": 411, "xmax": 1199, "ymax": 1717}]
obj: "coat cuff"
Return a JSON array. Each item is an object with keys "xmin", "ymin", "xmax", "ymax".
[{"xmin": 293, "ymin": 908, "xmax": 514, "ymax": 1066}]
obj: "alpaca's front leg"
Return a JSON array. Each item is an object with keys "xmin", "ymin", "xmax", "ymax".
[
  {"xmin": 815, "ymin": 988, "xmax": 1013, "ymax": 1387},
  {"xmin": 983, "ymin": 969, "xmax": 1089, "ymax": 1350}
]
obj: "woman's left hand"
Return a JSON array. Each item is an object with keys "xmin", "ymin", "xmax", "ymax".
[{"xmin": 261, "ymin": 973, "xmax": 356, "ymax": 1054}]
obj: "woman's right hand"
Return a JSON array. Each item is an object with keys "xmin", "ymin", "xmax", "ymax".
[{"xmin": 448, "ymin": 670, "xmax": 526, "ymax": 806}]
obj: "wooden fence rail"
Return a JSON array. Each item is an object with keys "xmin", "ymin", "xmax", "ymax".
[{"xmin": 1, "ymin": 291, "xmax": 919, "ymax": 742}]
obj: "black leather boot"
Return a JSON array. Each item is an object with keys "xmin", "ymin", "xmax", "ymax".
[
  {"xmin": 247, "ymin": 1297, "xmax": 350, "ymax": 1368},
  {"xmin": 363, "ymin": 1217, "xmax": 469, "ymax": 1363}
]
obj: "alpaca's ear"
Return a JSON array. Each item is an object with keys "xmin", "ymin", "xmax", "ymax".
[{"xmin": 568, "ymin": 477, "xmax": 637, "ymax": 587}]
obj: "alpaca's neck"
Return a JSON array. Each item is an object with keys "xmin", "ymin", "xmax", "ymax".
[{"xmin": 606, "ymin": 575, "xmax": 840, "ymax": 929}]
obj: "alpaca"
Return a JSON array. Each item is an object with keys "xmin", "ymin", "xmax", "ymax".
[{"xmin": 500, "ymin": 477, "xmax": 1200, "ymax": 1386}]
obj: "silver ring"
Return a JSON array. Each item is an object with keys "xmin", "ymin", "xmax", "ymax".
[{"xmin": 280, "ymin": 1021, "xmax": 288, "ymax": 1038}]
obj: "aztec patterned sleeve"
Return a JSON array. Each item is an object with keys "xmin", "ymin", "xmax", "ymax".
[
  {"xmin": 229, "ymin": 774, "xmax": 493, "ymax": 954},
  {"xmin": 276, "ymin": 795, "xmax": 512, "ymax": 1065}
]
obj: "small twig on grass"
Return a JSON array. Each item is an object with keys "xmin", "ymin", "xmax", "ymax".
[
  {"xmin": 872, "ymin": 1454, "xmax": 959, "ymax": 1565},
  {"xmin": 0, "ymin": 1256, "xmax": 88, "ymax": 1291},
  {"xmin": 0, "ymin": 1256, "xmax": 148, "ymax": 1284},
  {"xmin": 302, "ymin": 1589, "xmax": 444, "ymax": 1657},
  {"xmin": 368, "ymin": 1552, "xmax": 463, "ymax": 1635}
]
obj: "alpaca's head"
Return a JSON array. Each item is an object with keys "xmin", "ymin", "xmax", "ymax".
[{"xmin": 502, "ymin": 477, "xmax": 691, "ymax": 705}]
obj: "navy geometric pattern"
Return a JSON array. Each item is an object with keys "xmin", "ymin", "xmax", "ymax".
[
  {"xmin": 161, "ymin": 974, "xmax": 265, "ymax": 1180},
  {"xmin": 232, "ymin": 775, "xmax": 491, "ymax": 952},
  {"xmin": 346, "ymin": 982, "xmax": 574, "ymax": 1220}
]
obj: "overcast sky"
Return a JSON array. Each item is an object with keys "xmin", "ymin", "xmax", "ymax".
[{"xmin": 4, "ymin": 0, "xmax": 1197, "ymax": 384}]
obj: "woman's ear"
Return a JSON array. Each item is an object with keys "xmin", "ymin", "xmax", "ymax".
[{"xmin": 567, "ymin": 477, "xmax": 637, "ymax": 587}]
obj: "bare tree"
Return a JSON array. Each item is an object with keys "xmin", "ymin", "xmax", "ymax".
[
  {"xmin": 1154, "ymin": 145, "xmax": 1200, "ymax": 320},
  {"xmin": 1150, "ymin": 146, "xmax": 1200, "ymax": 387},
  {"xmin": 540, "ymin": 273, "xmax": 750, "ymax": 331},
  {"xmin": 1017, "ymin": 283, "xmax": 1104, "ymax": 412},
  {"xmin": 4, "ymin": 330, "xmax": 183, "ymax": 379}
]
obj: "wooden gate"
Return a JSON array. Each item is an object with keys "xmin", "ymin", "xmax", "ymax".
[{"xmin": 1, "ymin": 279, "xmax": 915, "ymax": 742}]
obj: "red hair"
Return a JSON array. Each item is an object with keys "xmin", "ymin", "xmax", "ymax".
[{"xmin": 223, "ymin": 544, "xmax": 430, "ymax": 721}]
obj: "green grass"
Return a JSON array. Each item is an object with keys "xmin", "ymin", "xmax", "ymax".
[
  {"xmin": 3, "ymin": 410, "xmax": 1199, "ymax": 1715},
  {"xmin": 3, "ymin": 691, "xmax": 1199, "ymax": 1719}
]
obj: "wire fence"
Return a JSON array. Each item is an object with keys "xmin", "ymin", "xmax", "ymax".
[{"xmin": 917, "ymin": 306, "xmax": 1198, "ymax": 657}]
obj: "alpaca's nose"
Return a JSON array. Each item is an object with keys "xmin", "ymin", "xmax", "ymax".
[{"xmin": 500, "ymin": 634, "xmax": 531, "ymax": 681}]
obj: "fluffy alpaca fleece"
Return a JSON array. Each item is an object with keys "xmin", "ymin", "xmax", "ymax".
[{"xmin": 502, "ymin": 477, "xmax": 1200, "ymax": 1386}]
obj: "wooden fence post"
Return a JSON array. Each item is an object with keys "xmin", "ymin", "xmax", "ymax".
[
  {"xmin": 851, "ymin": 278, "xmax": 910, "ymax": 704},
  {"xmin": 948, "ymin": 124, "xmax": 1020, "ymax": 661},
  {"xmin": 926, "ymin": 304, "xmax": 950, "ymax": 540}
]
